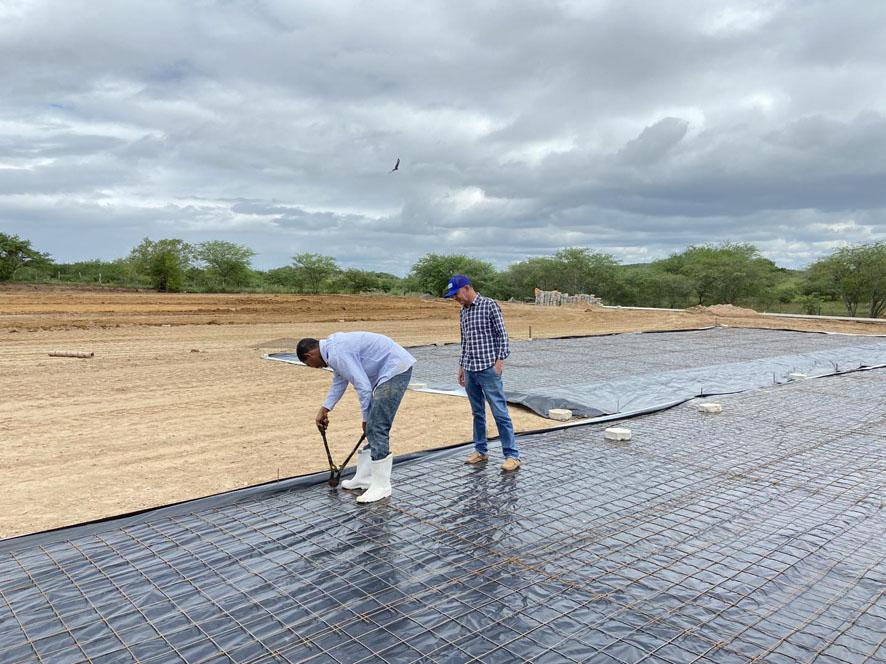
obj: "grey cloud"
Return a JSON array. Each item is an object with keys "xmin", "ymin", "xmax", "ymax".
[
  {"xmin": 616, "ymin": 118, "xmax": 689, "ymax": 165},
  {"xmin": 2, "ymin": 0, "xmax": 886, "ymax": 272},
  {"xmin": 0, "ymin": 158, "xmax": 138, "ymax": 195},
  {"xmin": 0, "ymin": 132, "xmax": 125, "ymax": 160}
]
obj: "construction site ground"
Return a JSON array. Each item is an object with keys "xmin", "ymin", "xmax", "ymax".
[{"xmin": 2, "ymin": 284, "xmax": 884, "ymax": 538}]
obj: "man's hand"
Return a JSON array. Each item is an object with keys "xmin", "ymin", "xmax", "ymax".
[
  {"xmin": 458, "ymin": 365, "xmax": 465, "ymax": 387},
  {"xmin": 316, "ymin": 407, "xmax": 330, "ymax": 432},
  {"xmin": 494, "ymin": 359, "xmax": 504, "ymax": 375},
  {"xmin": 362, "ymin": 421, "xmax": 367, "ymax": 434}
]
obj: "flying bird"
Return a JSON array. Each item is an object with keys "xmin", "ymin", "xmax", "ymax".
[{"xmin": 390, "ymin": 158, "xmax": 400, "ymax": 172}]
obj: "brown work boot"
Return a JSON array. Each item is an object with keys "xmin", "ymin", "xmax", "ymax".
[
  {"xmin": 500, "ymin": 457, "xmax": 521, "ymax": 472},
  {"xmin": 465, "ymin": 452, "xmax": 489, "ymax": 464}
]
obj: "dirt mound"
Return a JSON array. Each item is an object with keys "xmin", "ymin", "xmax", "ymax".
[
  {"xmin": 685, "ymin": 304, "xmax": 761, "ymax": 317},
  {"xmin": 0, "ymin": 282, "xmax": 150, "ymax": 294},
  {"xmin": 562, "ymin": 302, "xmax": 599, "ymax": 312}
]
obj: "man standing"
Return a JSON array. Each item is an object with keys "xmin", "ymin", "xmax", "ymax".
[
  {"xmin": 444, "ymin": 275, "xmax": 520, "ymax": 471},
  {"xmin": 297, "ymin": 332, "xmax": 415, "ymax": 503}
]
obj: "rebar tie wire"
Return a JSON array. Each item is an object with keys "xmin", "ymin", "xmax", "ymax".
[{"xmin": 318, "ymin": 427, "xmax": 366, "ymax": 488}]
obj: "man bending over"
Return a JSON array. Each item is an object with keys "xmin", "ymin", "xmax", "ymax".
[{"xmin": 297, "ymin": 332, "xmax": 415, "ymax": 503}]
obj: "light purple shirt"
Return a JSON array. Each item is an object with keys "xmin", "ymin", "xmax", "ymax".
[{"xmin": 320, "ymin": 332, "xmax": 416, "ymax": 421}]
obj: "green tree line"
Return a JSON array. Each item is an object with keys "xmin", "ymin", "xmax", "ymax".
[{"xmin": 2, "ymin": 232, "xmax": 886, "ymax": 317}]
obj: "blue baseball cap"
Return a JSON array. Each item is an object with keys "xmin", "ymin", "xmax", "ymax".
[{"xmin": 444, "ymin": 275, "xmax": 471, "ymax": 297}]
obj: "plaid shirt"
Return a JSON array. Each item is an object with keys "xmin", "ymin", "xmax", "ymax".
[{"xmin": 459, "ymin": 294, "xmax": 510, "ymax": 371}]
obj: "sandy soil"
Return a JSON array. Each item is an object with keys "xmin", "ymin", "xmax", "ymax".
[{"xmin": 2, "ymin": 286, "xmax": 884, "ymax": 538}]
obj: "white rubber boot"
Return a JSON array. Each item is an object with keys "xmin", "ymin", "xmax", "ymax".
[
  {"xmin": 341, "ymin": 449, "xmax": 372, "ymax": 490},
  {"xmin": 356, "ymin": 454, "xmax": 393, "ymax": 503}
]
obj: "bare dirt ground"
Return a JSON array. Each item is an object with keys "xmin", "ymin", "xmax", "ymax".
[{"xmin": 2, "ymin": 285, "xmax": 884, "ymax": 538}]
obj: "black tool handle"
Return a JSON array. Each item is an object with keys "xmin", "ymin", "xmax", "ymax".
[
  {"xmin": 319, "ymin": 428, "xmax": 337, "ymax": 472},
  {"xmin": 339, "ymin": 433, "xmax": 367, "ymax": 471}
]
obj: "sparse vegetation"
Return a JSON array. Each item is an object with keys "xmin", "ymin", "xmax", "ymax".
[
  {"xmin": 0, "ymin": 233, "xmax": 52, "ymax": 281},
  {"xmin": 3, "ymin": 234, "xmax": 885, "ymax": 317}
]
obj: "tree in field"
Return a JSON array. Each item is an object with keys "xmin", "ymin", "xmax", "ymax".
[
  {"xmin": 291, "ymin": 253, "xmax": 340, "ymax": 293},
  {"xmin": 0, "ymin": 233, "xmax": 51, "ymax": 281},
  {"xmin": 807, "ymin": 243, "xmax": 886, "ymax": 318},
  {"xmin": 550, "ymin": 247, "xmax": 620, "ymax": 298},
  {"xmin": 337, "ymin": 268, "xmax": 382, "ymax": 294},
  {"xmin": 373, "ymin": 272, "xmax": 404, "ymax": 294},
  {"xmin": 616, "ymin": 267, "xmax": 696, "ymax": 308},
  {"xmin": 492, "ymin": 257, "xmax": 566, "ymax": 300},
  {"xmin": 655, "ymin": 242, "xmax": 778, "ymax": 305},
  {"xmin": 493, "ymin": 249, "xmax": 619, "ymax": 301},
  {"xmin": 408, "ymin": 254, "xmax": 496, "ymax": 296},
  {"xmin": 195, "ymin": 241, "xmax": 256, "ymax": 288},
  {"xmin": 652, "ymin": 270, "xmax": 698, "ymax": 308},
  {"xmin": 128, "ymin": 238, "xmax": 194, "ymax": 292},
  {"xmin": 265, "ymin": 266, "xmax": 298, "ymax": 288},
  {"xmin": 859, "ymin": 243, "xmax": 886, "ymax": 318}
]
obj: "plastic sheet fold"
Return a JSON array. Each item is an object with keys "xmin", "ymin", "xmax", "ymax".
[{"xmin": 267, "ymin": 326, "xmax": 886, "ymax": 418}]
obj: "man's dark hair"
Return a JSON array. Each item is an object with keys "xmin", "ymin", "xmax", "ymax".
[{"xmin": 296, "ymin": 338, "xmax": 319, "ymax": 363}]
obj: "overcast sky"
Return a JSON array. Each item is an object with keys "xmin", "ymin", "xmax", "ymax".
[{"xmin": 2, "ymin": 0, "xmax": 885, "ymax": 274}]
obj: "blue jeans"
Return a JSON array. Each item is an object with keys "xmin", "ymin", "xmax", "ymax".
[
  {"xmin": 365, "ymin": 367, "xmax": 413, "ymax": 460},
  {"xmin": 464, "ymin": 366, "xmax": 519, "ymax": 460}
]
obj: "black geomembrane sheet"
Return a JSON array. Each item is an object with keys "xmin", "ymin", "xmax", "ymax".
[{"xmin": 2, "ymin": 329, "xmax": 885, "ymax": 663}]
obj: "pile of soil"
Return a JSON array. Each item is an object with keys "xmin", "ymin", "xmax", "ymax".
[
  {"xmin": 685, "ymin": 304, "xmax": 761, "ymax": 317},
  {"xmin": 562, "ymin": 302, "xmax": 599, "ymax": 312}
]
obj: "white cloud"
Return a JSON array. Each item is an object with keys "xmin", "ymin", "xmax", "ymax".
[{"xmin": 702, "ymin": 1, "xmax": 782, "ymax": 34}]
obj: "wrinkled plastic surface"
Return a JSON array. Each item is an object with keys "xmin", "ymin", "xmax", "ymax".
[
  {"xmin": 408, "ymin": 327, "xmax": 886, "ymax": 417},
  {"xmin": 267, "ymin": 327, "xmax": 886, "ymax": 418},
  {"xmin": 2, "ymin": 371, "xmax": 885, "ymax": 661},
  {"xmin": 503, "ymin": 340, "xmax": 886, "ymax": 417}
]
